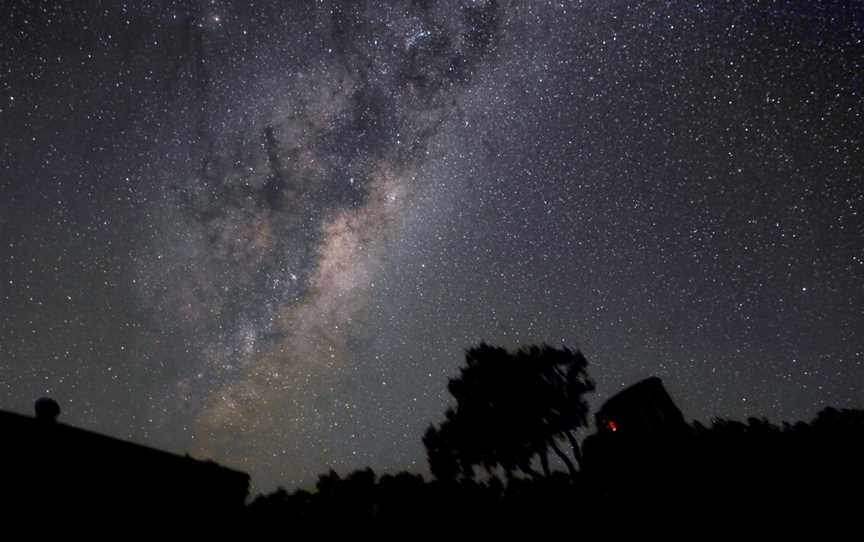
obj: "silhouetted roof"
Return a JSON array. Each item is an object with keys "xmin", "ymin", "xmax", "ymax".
[
  {"xmin": 0, "ymin": 406, "xmax": 249, "ymax": 515},
  {"xmin": 595, "ymin": 377, "xmax": 688, "ymax": 436}
]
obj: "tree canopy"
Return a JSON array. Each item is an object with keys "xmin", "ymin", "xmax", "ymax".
[{"xmin": 423, "ymin": 343, "xmax": 594, "ymax": 482}]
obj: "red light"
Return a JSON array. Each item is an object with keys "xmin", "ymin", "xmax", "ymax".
[{"xmin": 606, "ymin": 420, "xmax": 618, "ymax": 432}]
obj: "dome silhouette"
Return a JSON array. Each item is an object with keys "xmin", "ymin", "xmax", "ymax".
[{"xmin": 34, "ymin": 397, "xmax": 60, "ymax": 422}]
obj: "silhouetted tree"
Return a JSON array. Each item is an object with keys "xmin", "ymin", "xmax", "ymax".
[
  {"xmin": 424, "ymin": 343, "xmax": 594, "ymax": 481},
  {"xmin": 244, "ymin": 391, "xmax": 863, "ymax": 530},
  {"xmin": 423, "ymin": 408, "xmax": 474, "ymax": 481}
]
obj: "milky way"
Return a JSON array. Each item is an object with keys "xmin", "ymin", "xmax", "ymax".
[
  {"xmin": 123, "ymin": 1, "xmax": 504, "ymax": 482},
  {"xmin": 1, "ymin": 1, "xmax": 862, "ymax": 491}
]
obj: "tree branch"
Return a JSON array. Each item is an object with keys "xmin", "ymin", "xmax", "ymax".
[{"xmin": 549, "ymin": 437, "xmax": 577, "ymax": 479}]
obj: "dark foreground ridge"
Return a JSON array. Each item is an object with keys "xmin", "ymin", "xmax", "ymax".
[{"xmin": 3, "ymin": 346, "xmax": 862, "ymax": 530}]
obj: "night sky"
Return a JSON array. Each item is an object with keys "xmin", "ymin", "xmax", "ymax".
[{"xmin": 1, "ymin": 0, "xmax": 862, "ymax": 491}]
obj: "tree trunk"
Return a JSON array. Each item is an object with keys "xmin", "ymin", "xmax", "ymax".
[
  {"xmin": 539, "ymin": 448, "xmax": 551, "ymax": 477},
  {"xmin": 565, "ymin": 430, "xmax": 583, "ymax": 470},
  {"xmin": 549, "ymin": 437, "xmax": 577, "ymax": 479},
  {"xmin": 520, "ymin": 462, "xmax": 543, "ymax": 480}
]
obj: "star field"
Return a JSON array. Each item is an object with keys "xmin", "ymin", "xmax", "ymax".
[{"xmin": 1, "ymin": 1, "xmax": 862, "ymax": 491}]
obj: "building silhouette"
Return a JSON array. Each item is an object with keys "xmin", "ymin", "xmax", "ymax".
[
  {"xmin": 582, "ymin": 377, "xmax": 691, "ymax": 500},
  {"xmin": 593, "ymin": 376, "xmax": 689, "ymax": 437},
  {"xmin": 0, "ymin": 398, "xmax": 249, "ymax": 518}
]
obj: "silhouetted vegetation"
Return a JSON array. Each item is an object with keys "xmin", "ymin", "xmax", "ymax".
[
  {"xmin": 423, "ymin": 343, "xmax": 594, "ymax": 482},
  {"xmin": 4, "ymin": 342, "xmax": 862, "ymax": 528},
  {"xmin": 246, "ymin": 343, "xmax": 864, "ymax": 528}
]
